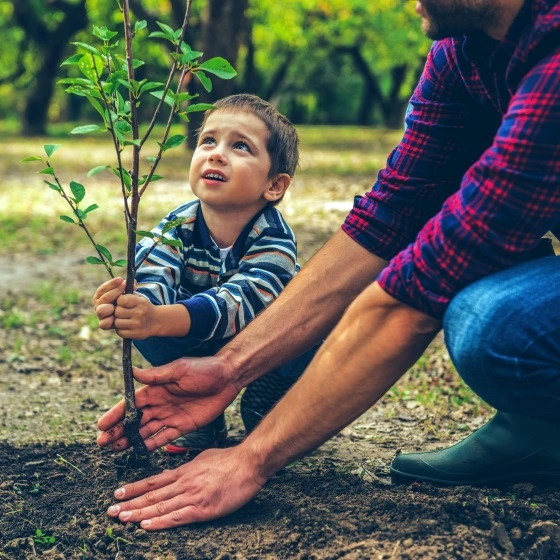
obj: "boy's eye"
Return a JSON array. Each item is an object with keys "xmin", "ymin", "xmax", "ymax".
[
  {"xmin": 200, "ymin": 136, "xmax": 215, "ymax": 146},
  {"xmin": 234, "ymin": 141, "xmax": 251, "ymax": 152}
]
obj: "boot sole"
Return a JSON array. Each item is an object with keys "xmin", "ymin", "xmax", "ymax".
[{"xmin": 390, "ymin": 467, "xmax": 560, "ymax": 487}]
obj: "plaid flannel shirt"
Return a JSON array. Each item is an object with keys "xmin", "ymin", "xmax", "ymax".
[{"xmin": 343, "ymin": 0, "xmax": 560, "ymax": 318}]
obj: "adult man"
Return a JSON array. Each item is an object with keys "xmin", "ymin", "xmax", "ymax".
[{"xmin": 97, "ymin": 0, "xmax": 560, "ymax": 530}]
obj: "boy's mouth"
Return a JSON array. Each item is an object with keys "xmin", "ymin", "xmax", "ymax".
[{"xmin": 202, "ymin": 170, "xmax": 226, "ymax": 182}]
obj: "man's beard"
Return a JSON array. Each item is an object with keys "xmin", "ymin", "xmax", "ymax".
[{"xmin": 418, "ymin": 0, "xmax": 502, "ymax": 39}]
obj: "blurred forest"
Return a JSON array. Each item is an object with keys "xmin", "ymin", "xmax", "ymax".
[{"xmin": 0, "ymin": 0, "xmax": 431, "ymax": 138}]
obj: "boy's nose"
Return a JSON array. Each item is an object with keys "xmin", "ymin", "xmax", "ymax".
[{"xmin": 208, "ymin": 150, "xmax": 226, "ymax": 164}]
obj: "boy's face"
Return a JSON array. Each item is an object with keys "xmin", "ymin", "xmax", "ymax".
[{"xmin": 189, "ymin": 109, "xmax": 285, "ymax": 215}]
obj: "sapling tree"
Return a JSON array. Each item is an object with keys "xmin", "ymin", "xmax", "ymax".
[{"xmin": 23, "ymin": 0, "xmax": 236, "ymax": 463}]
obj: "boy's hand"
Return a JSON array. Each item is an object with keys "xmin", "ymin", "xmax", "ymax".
[
  {"xmin": 113, "ymin": 293, "xmax": 159, "ymax": 340},
  {"xmin": 113, "ymin": 296, "xmax": 191, "ymax": 340},
  {"xmin": 93, "ymin": 277, "xmax": 126, "ymax": 330}
]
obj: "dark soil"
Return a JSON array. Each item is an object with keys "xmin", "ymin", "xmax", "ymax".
[
  {"xmin": 2, "ymin": 440, "xmax": 560, "ymax": 559},
  {"xmin": 2, "ymin": 247, "xmax": 560, "ymax": 559}
]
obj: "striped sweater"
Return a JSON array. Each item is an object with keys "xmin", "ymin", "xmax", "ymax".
[{"xmin": 135, "ymin": 200, "xmax": 298, "ymax": 342}]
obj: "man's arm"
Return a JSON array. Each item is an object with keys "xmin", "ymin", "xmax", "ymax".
[
  {"xmin": 221, "ymin": 229, "xmax": 388, "ymax": 390},
  {"xmin": 105, "ymin": 283, "xmax": 440, "ymax": 530}
]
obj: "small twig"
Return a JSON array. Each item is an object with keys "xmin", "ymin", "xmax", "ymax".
[
  {"xmin": 55, "ymin": 454, "xmax": 86, "ymax": 476},
  {"xmin": 139, "ymin": 64, "xmax": 189, "ymax": 198},
  {"xmin": 140, "ymin": 0, "xmax": 192, "ymax": 147},
  {"xmin": 46, "ymin": 162, "xmax": 114, "ymax": 277}
]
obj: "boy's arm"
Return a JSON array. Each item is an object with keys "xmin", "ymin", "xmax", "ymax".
[{"xmin": 177, "ymin": 226, "xmax": 298, "ymax": 342}]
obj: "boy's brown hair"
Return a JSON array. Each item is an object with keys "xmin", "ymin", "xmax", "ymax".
[{"xmin": 201, "ymin": 93, "xmax": 299, "ymax": 180}]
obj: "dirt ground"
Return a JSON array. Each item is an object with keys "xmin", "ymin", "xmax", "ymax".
[{"xmin": 1, "ymin": 248, "xmax": 560, "ymax": 560}]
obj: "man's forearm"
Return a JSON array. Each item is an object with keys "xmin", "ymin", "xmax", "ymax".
[
  {"xmin": 242, "ymin": 283, "xmax": 441, "ymax": 478},
  {"xmin": 220, "ymin": 230, "xmax": 388, "ymax": 390}
]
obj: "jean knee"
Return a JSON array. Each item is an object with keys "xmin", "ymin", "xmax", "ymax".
[{"xmin": 443, "ymin": 284, "xmax": 517, "ymax": 409}]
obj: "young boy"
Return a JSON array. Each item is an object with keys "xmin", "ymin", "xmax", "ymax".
[{"xmin": 93, "ymin": 94, "xmax": 301, "ymax": 454}]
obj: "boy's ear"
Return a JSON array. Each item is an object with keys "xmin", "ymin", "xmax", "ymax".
[{"xmin": 264, "ymin": 173, "xmax": 291, "ymax": 203}]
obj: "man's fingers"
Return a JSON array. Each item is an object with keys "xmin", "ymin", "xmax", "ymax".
[
  {"xmin": 132, "ymin": 363, "xmax": 184, "ymax": 386},
  {"xmin": 113, "ymin": 468, "xmax": 180, "ymax": 502},
  {"xmin": 130, "ymin": 505, "xmax": 204, "ymax": 530},
  {"xmin": 97, "ymin": 400, "xmax": 126, "ymax": 432},
  {"xmin": 107, "ymin": 469, "xmax": 208, "ymax": 529}
]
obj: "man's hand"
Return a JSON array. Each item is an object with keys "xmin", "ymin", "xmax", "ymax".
[
  {"xmin": 97, "ymin": 356, "xmax": 238, "ymax": 452},
  {"xmin": 106, "ymin": 446, "xmax": 266, "ymax": 530},
  {"xmin": 93, "ymin": 277, "xmax": 126, "ymax": 330}
]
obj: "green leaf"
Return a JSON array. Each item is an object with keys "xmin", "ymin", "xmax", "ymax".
[
  {"xmin": 146, "ymin": 156, "xmax": 157, "ymax": 163},
  {"xmin": 134, "ymin": 230, "xmax": 155, "ymax": 239},
  {"xmin": 57, "ymin": 77, "xmax": 95, "ymax": 87},
  {"xmin": 133, "ymin": 59, "xmax": 145, "ymax": 69},
  {"xmin": 92, "ymin": 25, "xmax": 119, "ymax": 42},
  {"xmin": 150, "ymin": 90, "xmax": 175, "ymax": 108},
  {"xmin": 185, "ymin": 103, "xmax": 216, "ymax": 113},
  {"xmin": 69, "ymin": 181, "xmax": 86, "ymax": 203},
  {"xmin": 148, "ymin": 31, "xmax": 169, "ymax": 40},
  {"xmin": 61, "ymin": 54, "xmax": 84, "ymax": 66},
  {"xmin": 194, "ymin": 71, "xmax": 212, "ymax": 93},
  {"xmin": 86, "ymin": 256, "xmax": 104, "ymax": 265},
  {"xmin": 174, "ymin": 92, "xmax": 198, "ymax": 105},
  {"xmin": 96, "ymin": 244, "xmax": 113, "ymax": 261},
  {"xmin": 78, "ymin": 53, "xmax": 104, "ymax": 82},
  {"xmin": 112, "ymin": 259, "xmax": 127, "ymax": 267},
  {"xmin": 197, "ymin": 57, "xmax": 237, "ymax": 80},
  {"xmin": 165, "ymin": 134, "xmax": 187, "ymax": 149},
  {"xmin": 65, "ymin": 86, "xmax": 98, "ymax": 98},
  {"xmin": 44, "ymin": 181, "xmax": 62, "ymax": 193},
  {"xmin": 71, "ymin": 42, "xmax": 100, "ymax": 55},
  {"xmin": 154, "ymin": 21, "xmax": 175, "ymax": 40},
  {"xmin": 123, "ymin": 139, "xmax": 142, "ymax": 147},
  {"xmin": 60, "ymin": 215, "xmax": 76, "ymax": 224},
  {"xmin": 181, "ymin": 50, "xmax": 203, "ymax": 64},
  {"xmin": 71, "ymin": 124, "xmax": 101, "ymax": 134},
  {"xmin": 162, "ymin": 217, "xmax": 187, "ymax": 233},
  {"xmin": 87, "ymin": 165, "xmax": 109, "ymax": 177},
  {"xmin": 85, "ymin": 95, "xmax": 107, "ymax": 124},
  {"xmin": 162, "ymin": 238, "xmax": 183, "ymax": 248},
  {"xmin": 44, "ymin": 144, "xmax": 61, "ymax": 158},
  {"xmin": 139, "ymin": 81, "xmax": 165, "ymax": 94},
  {"xmin": 84, "ymin": 204, "xmax": 99, "ymax": 214},
  {"xmin": 135, "ymin": 20, "xmax": 147, "ymax": 33},
  {"xmin": 21, "ymin": 156, "xmax": 43, "ymax": 163},
  {"xmin": 39, "ymin": 167, "xmax": 55, "ymax": 175}
]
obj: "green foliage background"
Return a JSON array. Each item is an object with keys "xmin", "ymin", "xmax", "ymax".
[{"xmin": 0, "ymin": 0, "xmax": 431, "ymax": 132}]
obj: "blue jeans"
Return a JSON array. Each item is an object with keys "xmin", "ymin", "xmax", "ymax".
[{"xmin": 444, "ymin": 253, "xmax": 560, "ymax": 422}]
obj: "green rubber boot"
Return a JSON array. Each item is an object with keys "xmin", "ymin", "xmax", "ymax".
[{"xmin": 391, "ymin": 412, "xmax": 560, "ymax": 486}]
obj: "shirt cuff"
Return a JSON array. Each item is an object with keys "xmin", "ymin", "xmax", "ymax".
[{"xmin": 179, "ymin": 296, "xmax": 218, "ymax": 339}]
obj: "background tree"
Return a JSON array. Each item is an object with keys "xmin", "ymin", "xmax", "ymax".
[{"xmin": 9, "ymin": 0, "xmax": 88, "ymax": 136}]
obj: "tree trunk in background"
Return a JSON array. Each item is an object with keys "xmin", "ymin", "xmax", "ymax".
[
  {"xmin": 187, "ymin": 0, "xmax": 248, "ymax": 148},
  {"xmin": 13, "ymin": 0, "xmax": 88, "ymax": 136},
  {"xmin": 343, "ymin": 46, "xmax": 419, "ymax": 128}
]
